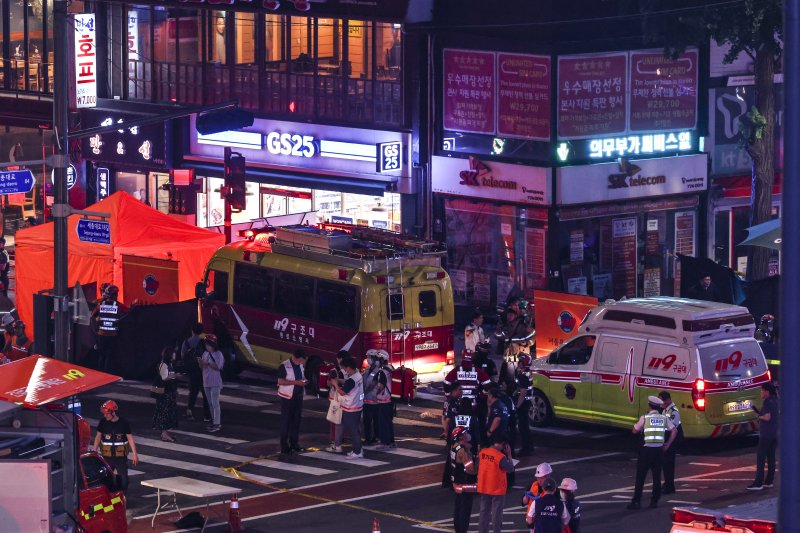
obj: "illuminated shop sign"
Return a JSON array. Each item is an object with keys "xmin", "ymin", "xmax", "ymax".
[
  {"xmin": 96, "ymin": 167, "xmax": 110, "ymax": 199},
  {"xmin": 191, "ymin": 117, "xmax": 409, "ymax": 178},
  {"xmin": 80, "ymin": 110, "xmax": 168, "ymax": 167},
  {"xmin": 73, "ymin": 14, "xmax": 97, "ymax": 109},
  {"xmin": 589, "ymin": 131, "xmax": 693, "ymax": 159}
]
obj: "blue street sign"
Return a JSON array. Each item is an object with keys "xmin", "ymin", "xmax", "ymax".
[
  {"xmin": 331, "ymin": 216, "xmax": 353, "ymax": 224},
  {"xmin": 76, "ymin": 219, "xmax": 110, "ymax": 245},
  {"xmin": 0, "ymin": 170, "xmax": 35, "ymax": 195}
]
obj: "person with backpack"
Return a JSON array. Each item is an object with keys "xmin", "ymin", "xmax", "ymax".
[{"xmin": 182, "ymin": 323, "xmax": 211, "ymax": 423}]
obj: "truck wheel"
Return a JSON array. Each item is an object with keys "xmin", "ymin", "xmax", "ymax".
[{"xmin": 529, "ymin": 391, "xmax": 553, "ymax": 427}]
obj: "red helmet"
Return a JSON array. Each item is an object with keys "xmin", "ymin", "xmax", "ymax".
[
  {"xmin": 518, "ymin": 353, "xmax": 532, "ymax": 369},
  {"xmin": 451, "ymin": 426, "xmax": 469, "ymax": 441},
  {"xmin": 100, "ymin": 400, "xmax": 118, "ymax": 415}
]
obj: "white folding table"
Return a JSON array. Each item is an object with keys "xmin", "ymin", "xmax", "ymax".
[{"xmin": 141, "ymin": 476, "xmax": 242, "ymax": 532}]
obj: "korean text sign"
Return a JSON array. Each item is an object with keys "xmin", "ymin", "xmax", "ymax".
[
  {"xmin": 557, "ymin": 52, "xmax": 628, "ymax": 139},
  {"xmin": 74, "ymin": 14, "xmax": 97, "ymax": 109},
  {"xmin": 443, "ymin": 49, "xmax": 496, "ymax": 134},
  {"xmin": 629, "ymin": 49, "xmax": 698, "ymax": 132}
]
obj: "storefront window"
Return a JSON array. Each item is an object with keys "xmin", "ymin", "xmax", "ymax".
[
  {"xmin": 316, "ymin": 191, "xmax": 401, "ymax": 231},
  {"xmin": 235, "ymin": 12, "xmax": 255, "ymax": 64},
  {"xmin": 265, "ymin": 14, "xmax": 286, "ymax": 63},
  {"xmin": 556, "ymin": 206, "xmax": 698, "ymax": 300},
  {"xmin": 116, "ymin": 172, "xmax": 147, "ymax": 202},
  {"xmin": 1, "ymin": 0, "xmax": 51, "ymax": 93},
  {"xmin": 713, "ymin": 204, "xmax": 780, "ymax": 276},
  {"xmin": 376, "ymin": 23, "xmax": 402, "ymax": 80},
  {"xmin": 210, "ymin": 11, "xmax": 226, "ymax": 63},
  {"xmin": 149, "ymin": 172, "xmax": 170, "ymax": 213},
  {"xmin": 444, "ymin": 199, "xmax": 548, "ymax": 311},
  {"xmin": 346, "ymin": 20, "xmax": 368, "ymax": 79}
]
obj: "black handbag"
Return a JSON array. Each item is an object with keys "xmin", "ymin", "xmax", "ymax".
[{"xmin": 150, "ymin": 371, "xmax": 165, "ymax": 398}]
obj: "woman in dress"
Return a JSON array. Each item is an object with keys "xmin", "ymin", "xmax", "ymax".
[{"xmin": 152, "ymin": 346, "xmax": 179, "ymax": 442}]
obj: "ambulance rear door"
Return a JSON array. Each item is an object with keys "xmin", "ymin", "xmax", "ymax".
[
  {"xmin": 592, "ymin": 335, "xmax": 647, "ymax": 427},
  {"xmin": 382, "ymin": 287, "xmax": 408, "ymax": 366},
  {"xmin": 408, "ymin": 285, "xmax": 446, "ymax": 373}
]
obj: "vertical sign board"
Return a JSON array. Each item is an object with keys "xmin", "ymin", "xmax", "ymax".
[
  {"xmin": 496, "ymin": 53, "xmax": 552, "ymax": 141},
  {"xmin": 76, "ymin": 219, "xmax": 111, "ymax": 245},
  {"xmin": 557, "ymin": 52, "xmax": 628, "ymax": 139},
  {"xmin": 127, "ymin": 11, "xmax": 139, "ymax": 60},
  {"xmin": 612, "ymin": 217, "xmax": 637, "ymax": 298},
  {"xmin": 442, "ymin": 49, "xmax": 496, "ymax": 134},
  {"xmin": 96, "ymin": 167, "xmax": 110, "ymax": 200},
  {"xmin": 73, "ymin": 14, "xmax": 97, "ymax": 109},
  {"xmin": 629, "ymin": 49, "xmax": 698, "ymax": 132},
  {"xmin": 376, "ymin": 141, "xmax": 402, "ymax": 173}
]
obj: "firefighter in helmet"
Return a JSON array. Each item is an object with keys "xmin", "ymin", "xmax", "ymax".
[
  {"xmin": 91, "ymin": 284, "xmax": 128, "ymax": 373},
  {"xmin": 93, "ymin": 400, "xmax": 138, "ymax": 493}
]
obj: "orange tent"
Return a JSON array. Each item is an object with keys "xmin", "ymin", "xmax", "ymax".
[{"xmin": 14, "ymin": 191, "xmax": 225, "ymax": 332}]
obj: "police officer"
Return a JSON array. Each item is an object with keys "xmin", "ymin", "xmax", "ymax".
[
  {"xmin": 92, "ymin": 284, "xmax": 128, "ymax": 373},
  {"xmin": 514, "ymin": 354, "xmax": 534, "ymax": 455},
  {"xmin": 93, "ymin": 400, "xmax": 138, "ymax": 493},
  {"xmin": 658, "ymin": 390, "xmax": 683, "ymax": 494},
  {"xmin": 442, "ymin": 381, "xmax": 464, "ymax": 488},
  {"xmin": 627, "ymin": 395, "xmax": 677, "ymax": 510},
  {"xmin": 450, "ymin": 427, "xmax": 478, "ymax": 533},
  {"xmin": 525, "ymin": 477, "xmax": 570, "ymax": 533},
  {"xmin": 444, "ymin": 351, "xmax": 492, "ymax": 442},
  {"xmin": 485, "ymin": 387, "xmax": 510, "ymax": 447}
]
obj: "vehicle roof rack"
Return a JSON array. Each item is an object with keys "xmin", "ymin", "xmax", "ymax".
[{"xmin": 271, "ymin": 223, "xmax": 446, "ymax": 273}]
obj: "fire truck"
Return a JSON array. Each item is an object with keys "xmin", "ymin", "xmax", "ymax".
[{"xmin": 197, "ymin": 223, "xmax": 455, "ymax": 388}]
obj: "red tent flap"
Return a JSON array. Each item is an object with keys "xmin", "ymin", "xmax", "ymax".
[{"xmin": 0, "ymin": 355, "xmax": 120, "ymax": 407}]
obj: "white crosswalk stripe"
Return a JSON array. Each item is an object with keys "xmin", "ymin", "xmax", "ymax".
[
  {"xmin": 135, "ymin": 436, "xmax": 337, "ymax": 476},
  {"xmin": 361, "ymin": 444, "xmax": 438, "ymax": 459},
  {"xmin": 167, "ymin": 429, "xmax": 248, "ymax": 445},
  {"xmin": 137, "ymin": 453, "xmax": 284, "ymax": 486},
  {"xmin": 118, "ymin": 383, "xmax": 271, "ymax": 408},
  {"xmin": 301, "ymin": 450, "xmax": 388, "ymax": 468}
]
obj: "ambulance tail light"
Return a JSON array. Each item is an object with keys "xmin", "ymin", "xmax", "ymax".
[
  {"xmin": 338, "ymin": 269, "xmax": 349, "ymax": 281},
  {"xmin": 767, "ymin": 369, "xmax": 772, "ymax": 381},
  {"xmin": 375, "ymin": 276, "xmax": 395, "ymax": 284},
  {"xmin": 446, "ymin": 350, "xmax": 455, "ymax": 366},
  {"xmin": 671, "ymin": 509, "xmax": 716, "ymax": 527},
  {"xmin": 426, "ymin": 271, "xmax": 446, "ymax": 280},
  {"xmin": 692, "ymin": 378, "xmax": 706, "ymax": 411},
  {"xmin": 725, "ymin": 517, "xmax": 776, "ymax": 533}
]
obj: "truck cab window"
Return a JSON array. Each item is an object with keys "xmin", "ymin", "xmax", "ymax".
[
  {"xmin": 81, "ymin": 455, "xmax": 116, "ymax": 492},
  {"xmin": 554, "ymin": 335, "xmax": 596, "ymax": 366},
  {"xmin": 387, "ymin": 293, "xmax": 404, "ymax": 320}
]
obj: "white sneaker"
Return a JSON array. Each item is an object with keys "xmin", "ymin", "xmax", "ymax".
[
  {"xmin": 346, "ymin": 451, "xmax": 364, "ymax": 459},
  {"xmin": 326, "ymin": 444, "xmax": 343, "ymax": 453}
]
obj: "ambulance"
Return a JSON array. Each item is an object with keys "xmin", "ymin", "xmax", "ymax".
[{"xmin": 529, "ymin": 298, "xmax": 770, "ymax": 438}]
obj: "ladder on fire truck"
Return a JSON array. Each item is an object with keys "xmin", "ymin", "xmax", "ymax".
[{"xmin": 270, "ymin": 223, "xmax": 447, "ymax": 366}]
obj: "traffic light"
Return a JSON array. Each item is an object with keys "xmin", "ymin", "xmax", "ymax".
[
  {"xmin": 195, "ymin": 108, "xmax": 254, "ymax": 135},
  {"xmin": 225, "ymin": 151, "xmax": 247, "ymax": 212}
]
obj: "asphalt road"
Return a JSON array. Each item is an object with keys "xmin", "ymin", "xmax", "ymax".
[{"xmin": 78, "ymin": 368, "xmax": 777, "ymax": 533}]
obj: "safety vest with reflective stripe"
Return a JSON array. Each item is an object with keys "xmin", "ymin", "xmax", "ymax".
[
  {"xmin": 100, "ymin": 435, "xmax": 129, "ymax": 458},
  {"xmin": 376, "ymin": 368, "xmax": 392, "ymax": 403},
  {"xmin": 277, "ymin": 359, "xmax": 304, "ymax": 399},
  {"xmin": 340, "ymin": 371, "xmax": 364, "ymax": 412},
  {"xmin": 98, "ymin": 301, "xmax": 122, "ymax": 336},
  {"xmin": 643, "ymin": 413, "xmax": 668, "ymax": 445},
  {"xmin": 450, "ymin": 442, "xmax": 477, "ymax": 493}
]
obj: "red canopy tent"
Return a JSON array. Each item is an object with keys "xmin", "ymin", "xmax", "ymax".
[{"xmin": 14, "ymin": 191, "xmax": 225, "ymax": 333}]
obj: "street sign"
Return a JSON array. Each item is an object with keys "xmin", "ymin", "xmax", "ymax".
[
  {"xmin": 0, "ymin": 170, "xmax": 35, "ymax": 195},
  {"xmin": 76, "ymin": 219, "xmax": 110, "ymax": 245}
]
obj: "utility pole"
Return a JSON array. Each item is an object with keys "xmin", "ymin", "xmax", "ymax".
[
  {"xmin": 780, "ymin": 1, "xmax": 799, "ymax": 530},
  {"xmin": 52, "ymin": 0, "xmax": 70, "ymax": 363}
]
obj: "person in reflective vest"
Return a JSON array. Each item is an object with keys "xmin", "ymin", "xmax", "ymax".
[
  {"xmin": 525, "ymin": 477, "xmax": 570, "ymax": 533},
  {"xmin": 627, "ymin": 396, "xmax": 677, "ymax": 510},
  {"xmin": 278, "ymin": 349, "xmax": 307, "ymax": 455},
  {"xmin": 8, "ymin": 321, "xmax": 33, "ymax": 361},
  {"xmin": 450, "ymin": 427, "xmax": 478, "ymax": 533},
  {"xmin": 93, "ymin": 400, "xmax": 138, "ymax": 493},
  {"xmin": 477, "ymin": 433, "xmax": 515, "ymax": 533},
  {"xmin": 335, "ymin": 357, "xmax": 365, "ymax": 459},
  {"xmin": 445, "ymin": 351, "xmax": 492, "ymax": 443},
  {"xmin": 375, "ymin": 352, "xmax": 395, "ymax": 449},
  {"xmin": 523, "ymin": 462, "xmax": 554, "ymax": 517},
  {"xmin": 91, "ymin": 284, "xmax": 128, "ymax": 373},
  {"xmin": 658, "ymin": 390, "xmax": 683, "ymax": 495}
]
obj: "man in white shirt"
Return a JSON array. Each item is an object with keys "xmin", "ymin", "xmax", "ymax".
[{"xmin": 464, "ymin": 311, "xmax": 487, "ymax": 353}]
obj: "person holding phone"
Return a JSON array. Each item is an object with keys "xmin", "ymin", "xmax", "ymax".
[
  {"xmin": 278, "ymin": 349, "xmax": 308, "ymax": 455},
  {"xmin": 199, "ymin": 335, "xmax": 224, "ymax": 433}
]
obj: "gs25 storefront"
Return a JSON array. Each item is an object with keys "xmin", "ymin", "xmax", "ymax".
[
  {"xmin": 431, "ymin": 155, "xmax": 551, "ymax": 313},
  {"xmin": 554, "ymin": 153, "xmax": 708, "ymax": 300}
]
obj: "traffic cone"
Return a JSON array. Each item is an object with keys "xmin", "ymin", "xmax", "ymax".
[
  {"xmin": 372, "ymin": 517, "xmax": 381, "ymax": 533},
  {"xmin": 225, "ymin": 494, "xmax": 245, "ymax": 532}
]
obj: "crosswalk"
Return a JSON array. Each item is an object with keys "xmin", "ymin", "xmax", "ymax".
[{"xmin": 82, "ymin": 379, "xmax": 454, "ymax": 515}]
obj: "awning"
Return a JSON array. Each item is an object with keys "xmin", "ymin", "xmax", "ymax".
[
  {"xmin": 184, "ymin": 161, "xmax": 396, "ymax": 196},
  {"xmin": 0, "ymin": 356, "xmax": 120, "ymax": 408},
  {"xmin": 714, "ymin": 173, "xmax": 783, "ymax": 198}
]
